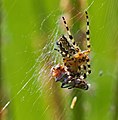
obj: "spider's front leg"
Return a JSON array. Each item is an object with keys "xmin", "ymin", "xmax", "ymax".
[{"xmin": 85, "ymin": 56, "xmax": 91, "ymax": 75}]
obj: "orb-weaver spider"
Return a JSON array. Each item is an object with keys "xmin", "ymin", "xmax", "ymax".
[{"xmin": 52, "ymin": 11, "xmax": 91, "ymax": 90}]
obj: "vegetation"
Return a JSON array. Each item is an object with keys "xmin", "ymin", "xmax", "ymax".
[{"xmin": 1, "ymin": 0, "xmax": 118, "ymax": 120}]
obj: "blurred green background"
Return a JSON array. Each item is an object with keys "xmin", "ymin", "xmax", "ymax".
[{"xmin": 1, "ymin": 0, "xmax": 118, "ymax": 120}]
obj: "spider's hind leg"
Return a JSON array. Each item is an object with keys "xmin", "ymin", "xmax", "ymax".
[{"xmin": 85, "ymin": 11, "xmax": 90, "ymax": 52}]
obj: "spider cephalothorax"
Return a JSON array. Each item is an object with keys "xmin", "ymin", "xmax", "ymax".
[{"xmin": 52, "ymin": 11, "xmax": 91, "ymax": 90}]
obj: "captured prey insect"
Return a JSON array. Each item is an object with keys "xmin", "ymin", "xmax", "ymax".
[
  {"xmin": 52, "ymin": 64, "xmax": 89, "ymax": 90},
  {"xmin": 52, "ymin": 11, "xmax": 91, "ymax": 90}
]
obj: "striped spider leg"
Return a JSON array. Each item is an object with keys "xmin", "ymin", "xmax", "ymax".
[{"xmin": 54, "ymin": 35, "xmax": 76, "ymax": 58}]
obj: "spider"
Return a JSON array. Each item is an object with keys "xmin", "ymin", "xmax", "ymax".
[
  {"xmin": 51, "ymin": 64, "xmax": 89, "ymax": 90},
  {"xmin": 54, "ymin": 11, "xmax": 91, "ymax": 80}
]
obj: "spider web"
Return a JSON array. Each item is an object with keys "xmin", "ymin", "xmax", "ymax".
[{"xmin": 1, "ymin": 0, "xmax": 118, "ymax": 120}]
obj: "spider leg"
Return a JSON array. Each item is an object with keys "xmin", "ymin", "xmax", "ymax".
[
  {"xmin": 86, "ymin": 56, "xmax": 91, "ymax": 75},
  {"xmin": 59, "ymin": 35, "xmax": 76, "ymax": 55},
  {"xmin": 54, "ymin": 48, "xmax": 67, "ymax": 57},
  {"xmin": 83, "ymin": 65, "xmax": 87, "ymax": 79},
  {"xmin": 85, "ymin": 11, "xmax": 90, "ymax": 52},
  {"xmin": 62, "ymin": 16, "xmax": 80, "ymax": 52},
  {"xmin": 66, "ymin": 81, "xmax": 75, "ymax": 89},
  {"xmin": 77, "ymin": 65, "xmax": 81, "ymax": 77},
  {"xmin": 79, "ymin": 65, "xmax": 85, "ymax": 79},
  {"xmin": 55, "ymin": 40, "xmax": 70, "ymax": 57},
  {"xmin": 61, "ymin": 83, "xmax": 66, "ymax": 88},
  {"xmin": 68, "ymin": 86, "xmax": 74, "ymax": 89},
  {"xmin": 77, "ymin": 64, "xmax": 86, "ymax": 79},
  {"xmin": 60, "ymin": 35, "xmax": 71, "ymax": 48},
  {"xmin": 61, "ymin": 81, "xmax": 73, "ymax": 88}
]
